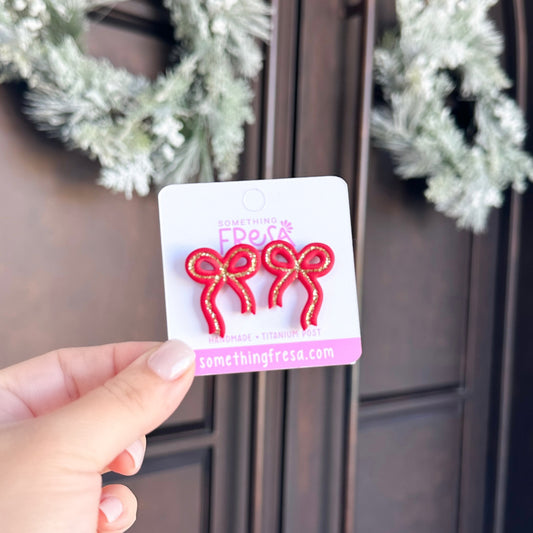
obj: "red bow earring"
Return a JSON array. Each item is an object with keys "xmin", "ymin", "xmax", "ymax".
[
  {"xmin": 186, "ymin": 244, "xmax": 261, "ymax": 337},
  {"xmin": 262, "ymin": 241, "xmax": 335, "ymax": 330}
]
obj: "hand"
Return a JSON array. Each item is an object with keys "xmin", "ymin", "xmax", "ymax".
[{"xmin": 0, "ymin": 340, "xmax": 196, "ymax": 533}]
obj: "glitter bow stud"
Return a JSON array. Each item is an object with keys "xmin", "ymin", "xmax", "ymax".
[
  {"xmin": 186, "ymin": 244, "xmax": 261, "ymax": 337},
  {"xmin": 262, "ymin": 241, "xmax": 335, "ymax": 330}
]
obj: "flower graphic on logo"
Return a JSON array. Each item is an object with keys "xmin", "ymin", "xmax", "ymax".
[{"xmin": 280, "ymin": 220, "xmax": 293, "ymax": 233}]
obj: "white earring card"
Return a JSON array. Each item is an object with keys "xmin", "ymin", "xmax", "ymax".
[{"xmin": 158, "ymin": 176, "xmax": 362, "ymax": 376}]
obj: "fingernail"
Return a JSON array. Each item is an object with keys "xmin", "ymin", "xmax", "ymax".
[
  {"xmin": 147, "ymin": 340, "xmax": 196, "ymax": 381},
  {"xmin": 126, "ymin": 438, "xmax": 145, "ymax": 470},
  {"xmin": 100, "ymin": 496, "xmax": 123, "ymax": 523}
]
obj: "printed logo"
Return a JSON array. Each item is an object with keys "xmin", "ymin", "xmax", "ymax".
[{"xmin": 218, "ymin": 217, "xmax": 295, "ymax": 254}]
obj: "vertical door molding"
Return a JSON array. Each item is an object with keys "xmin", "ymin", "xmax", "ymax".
[
  {"xmin": 492, "ymin": 1, "xmax": 532, "ymax": 531},
  {"xmin": 342, "ymin": 1, "xmax": 376, "ymax": 532},
  {"xmin": 249, "ymin": 1, "xmax": 300, "ymax": 532}
]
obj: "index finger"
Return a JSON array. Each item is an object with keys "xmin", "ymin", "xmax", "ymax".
[{"xmin": 0, "ymin": 341, "xmax": 160, "ymax": 424}]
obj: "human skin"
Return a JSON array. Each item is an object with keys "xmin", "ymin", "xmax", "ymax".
[{"xmin": 0, "ymin": 340, "xmax": 195, "ymax": 533}]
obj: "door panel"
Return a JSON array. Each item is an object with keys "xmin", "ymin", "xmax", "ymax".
[
  {"xmin": 353, "ymin": 2, "xmax": 507, "ymax": 533},
  {"xmin": 159, "ymin": 376, "xmax": 213, "ymax": 431},
  {"xmin": 356, "ymin": 401, "xmax": 462, "ymax": 533},
  {"xmin": 0, "ymin": 85, "xmax": 168, "ymax": 365},
  {"xmin": 359, "ymin": 152, "xmax": 471, "ymax": 397},
  {"xmin": 120, "ymin": 450, "xmax": 210, "ymax": 533}
]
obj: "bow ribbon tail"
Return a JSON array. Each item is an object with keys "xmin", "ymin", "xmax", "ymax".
[
  {"xmin": 226, "ymin": 277, "xmax": 256, "ymax": 315},
  {"xmin": 201, "ymin": 279, "xmax": 226, "ymax": 337},
  {"xmin": 298, "ymin": 272, "xmax": 323, "ymax": 330},
  {"xmin": 224, "ymin": 244, "xmax": 260, "ymax": 315},
  {"xmin": 268, "ymin": 270, "xmax": 298, "ymax": 309}
]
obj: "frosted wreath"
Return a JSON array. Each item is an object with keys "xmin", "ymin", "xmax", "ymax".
[
  {"xmin": 372, "ymin": 0, "xmax": 533, "ymax": 232},
  {"xmin": 0, "ymin": 0, "xmax": 270, "ymax": 197}
]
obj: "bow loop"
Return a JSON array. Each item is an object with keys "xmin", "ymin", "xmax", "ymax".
[
  {"xmin": 299, "ymin": 245, "xmax": 334, "ymax": 274},
  {"xmin": 187, "ymin": 249, "xmax": 224, "ymax": 280},
  {"xmin": 226, "ymin": 246, "xmax": 260, "ymax": 277},
  {"xmin": 264, "ymin": 244, "xmax": 298, "ymax": 271}
]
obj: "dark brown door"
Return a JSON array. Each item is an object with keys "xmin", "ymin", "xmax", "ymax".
[{"xmin": 0, "ymin": 1, "xmax": 522, "ymax": 532}]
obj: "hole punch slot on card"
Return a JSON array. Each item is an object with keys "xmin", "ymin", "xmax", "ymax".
[{"xmin": 243, "ymin": 189, "xmax": 266, "ymax": 211}]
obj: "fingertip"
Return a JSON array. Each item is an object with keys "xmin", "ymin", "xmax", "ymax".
[
  {"xmin": 147, "ymin": 340, "xmax": 196, "ymax": 381},
  {"xmin": 106, "ymin": 437, "xmax": 146, "ymax": 476},
  {"xmin": 99, "ymin": 496, "xmax": 123, "ymax": 524},
  {"xmin": 98, "ymin": 484, "xmax": 137, "ymax": 532},
  {"xmin": 125, "ymin": 438, "xmax": 146, "ymax": 472}
]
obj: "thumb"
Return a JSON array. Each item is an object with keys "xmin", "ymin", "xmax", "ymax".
[{"xmin": 37, "ymin": 340, "xmax": 195, "ymax": 471}]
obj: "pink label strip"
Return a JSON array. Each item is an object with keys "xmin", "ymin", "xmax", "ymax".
[{"xmin": 194, "ymin": 337, "xmax": 362, "ymax": 376}]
